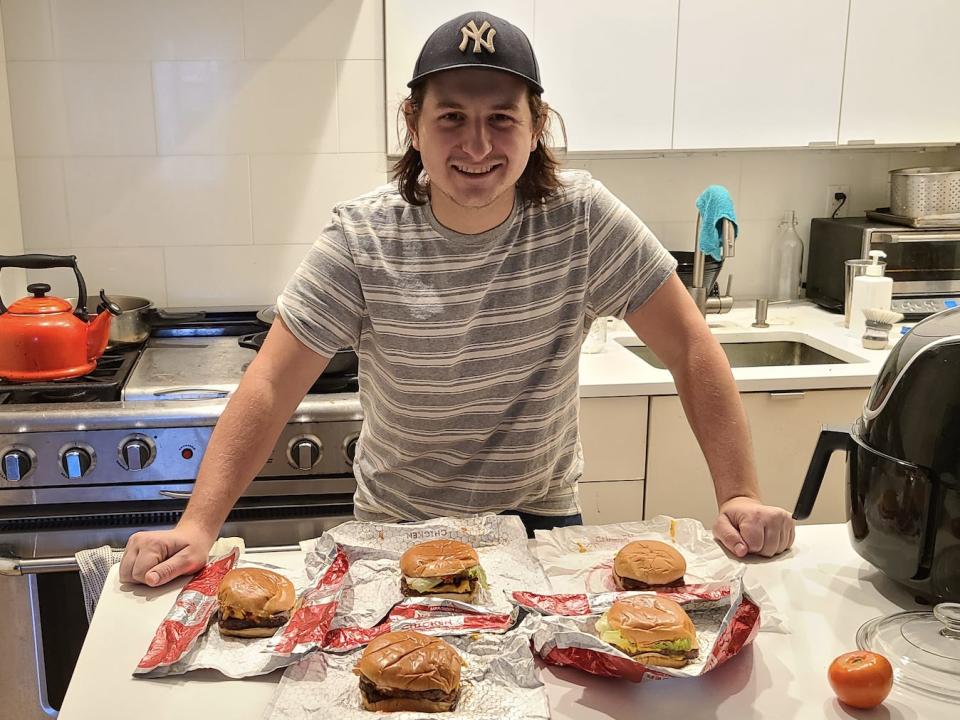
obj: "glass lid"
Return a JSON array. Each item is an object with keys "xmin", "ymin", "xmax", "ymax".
[{"xmin": 857, "ymin": 602, "xmax": 960, "ymax": 701}]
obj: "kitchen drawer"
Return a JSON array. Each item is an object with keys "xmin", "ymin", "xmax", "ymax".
[{"xmin": 578, "ymin": 479, "xmax": 645, "ymax": 525}]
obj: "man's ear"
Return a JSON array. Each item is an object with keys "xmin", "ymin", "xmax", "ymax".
[
  {"xmin": 403, "ymin": 100, "xmax": 420, "ymax": 151},
  {"xmin": 530, "ymin": 112, "xmax": 546, "ymax": 152}
]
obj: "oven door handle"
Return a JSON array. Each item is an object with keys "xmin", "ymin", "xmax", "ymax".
[
  {"xmin": 0, "ymin": 544, "xmax": 301, "ymax": 575},
  {"xmin": 158, "ymin": 490, "xmax": 193, "ymax": 499},
  {"xmin": 152, "ymin": 388, "xmax": 230, "ymax": 400}
]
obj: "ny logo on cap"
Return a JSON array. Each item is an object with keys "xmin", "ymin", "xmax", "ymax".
[{"xmin": 459, "ymin": 20, "xmax": 496, "ymax": 54}]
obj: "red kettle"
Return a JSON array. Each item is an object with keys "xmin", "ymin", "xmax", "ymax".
[{"xmin": 0, "ymin": 254, "xmax": 121, "ymax": 382}]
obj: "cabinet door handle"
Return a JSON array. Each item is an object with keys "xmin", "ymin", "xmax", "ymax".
[{"xmin": 769, "ymin": 391, "xmax": 806, "ymax": 400}]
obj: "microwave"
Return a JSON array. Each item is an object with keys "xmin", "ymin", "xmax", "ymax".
[{"xmin": 806, "ymin": 217, "xmax": 960, "ymax": 319}]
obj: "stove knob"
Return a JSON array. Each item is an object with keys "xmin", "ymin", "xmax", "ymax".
[
  {"xmin": 61, "ymin": 447, "xmax": 93, "ymax": 479},
  {"xmin": 120, "ymin": 439, "xmax": 154, "ymax": 471},
  {"xmin": 343, "ymin": 435, "xmax": 359, "ymax": 465},
  {"xmin": 288, "ymin": 438, "xmax": 322, "ymax": 471},
  {"xmin": 1, "ymin": 450, "xmax": 32, "ymax": 482}
]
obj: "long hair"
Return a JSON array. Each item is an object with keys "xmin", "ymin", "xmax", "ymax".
[{"xmin": 391, "ymin": 82, "xmax": 566, "ymax": 207}]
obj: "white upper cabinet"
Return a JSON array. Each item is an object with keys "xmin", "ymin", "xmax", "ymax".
[
  {"xmin": 840, "ymin": 0, "xmax": 960, "ymax": 146},
  {"xmin": 673, "ymin": 0, "xmax": 848, "ymax": 149},
  {"xmin": 533, "ymin": 1, "xmax": 678, "ymax": 152},
  {"xmin": 384, "ymin": 1, "xmax": 535, "ymax": 155}
]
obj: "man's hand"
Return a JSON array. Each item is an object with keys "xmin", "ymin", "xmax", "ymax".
[
  {"xmin": 713, "ymin": 496, "xmax": 795, "ymax": 558},
  {"xmin": 119, "ymin": 524, "xmax": 216, "ymax": 587}
]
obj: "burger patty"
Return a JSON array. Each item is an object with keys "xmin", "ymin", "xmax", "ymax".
[
  {"xmin": 358, "ymin": 674, "xmax": 461, "ymax": 705},
  {"xmin": 614, "ymin": 571, "xmax": 685, "ymax": 590},
  {"xmin": 400, "ymin": 576, "xmax": 478, "ymax": 597},
  {"xmin": 631, "ymin": 647, "xmax": 700, "ymax": 660},
  {"xmin": 218, "ymin": 611, "xmax": 290, "ymax": 630}
]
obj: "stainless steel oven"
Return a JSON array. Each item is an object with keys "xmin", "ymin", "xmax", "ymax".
[
  {"xmin": 806, "ymin": 217, "xmax": 960, "ymax": 319},
  {"xmin": 0, "ymin": 313, "xmax": 362, "ymax": 717}
]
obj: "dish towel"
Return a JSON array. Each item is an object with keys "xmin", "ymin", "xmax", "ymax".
[
  {"xmin": 74, "ymin": 536, "xmax": 246, "ymax": 622},
  {"xmin": 695, "ymin": 185, "xmax": 738, "ymax": 262}
]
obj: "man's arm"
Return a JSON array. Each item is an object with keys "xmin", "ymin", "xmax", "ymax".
[
  {"xmin": 119, "ymin": 317, "xmax": 330, "ymax": 586},
  {"xmin": 625, "ymin": 274, "xmax": 795, "ymax": 557}
]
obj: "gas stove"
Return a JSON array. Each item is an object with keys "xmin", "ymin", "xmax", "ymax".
[{"xmin": 0, "ymin": 309, "xmax": 362, "ymax": 557}]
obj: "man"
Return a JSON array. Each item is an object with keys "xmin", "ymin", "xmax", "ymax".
[{"xmin": 121, "ymin": 12, "xmax": 794, "ymax": 588}]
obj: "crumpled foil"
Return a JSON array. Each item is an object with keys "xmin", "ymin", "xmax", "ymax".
[
  {"xmin": 512, "ymin": 578, "xmax": 761, "ymax": 682},
  {"xmin": 301, "ymin": 514, "xmax": 552, "ymax": 630},
  {"xmin": 135, "ymin": 542, "xmax": 347, "ymax": 679},
  {"xmin": 263, "ymin": 615, "xmax": 550, "ymax": 720},
  {"xmin": 530, "ymin": 515, "xmax": 785, "ymax": 632}
]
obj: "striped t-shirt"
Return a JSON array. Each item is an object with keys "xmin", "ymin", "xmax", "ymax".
[{"xmin": 277, "ymin": 169, "xmax": 677, "ymax": 521}]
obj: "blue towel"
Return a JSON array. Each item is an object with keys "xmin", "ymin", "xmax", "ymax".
[{"xmin": 695, "ymin": 185, "xmax": 738, "ymax": 262}]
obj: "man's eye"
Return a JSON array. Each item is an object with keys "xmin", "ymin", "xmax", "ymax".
[
  {"xmin": 491, "ymin": 114, "xmax": 515, "ymax": 123},
  {"xmin": 440, "ymin": 113, "xmax": 462, "ymax": 121}
]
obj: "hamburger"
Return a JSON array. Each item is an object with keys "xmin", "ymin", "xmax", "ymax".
[
  {"xmin": 353, "ymin": 630, "xmax": 465, "ymax": 712},
  {"xmin": 216, "ymin": 567, "xmax": 296, "ymax": 638},
  {"xmin": 399, "ymin": 539, "xmax": 487, "ymax": 602},
  {"xmin": 595, "ymin": 596, "xmax": 700, "ymax": 668},
  {"xmin": 613, "ymin": 540, "xmax": 686, "ymax": 590}
]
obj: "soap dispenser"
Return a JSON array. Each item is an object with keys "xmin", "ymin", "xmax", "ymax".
[{"xmin": 849, "ymin": 250, "xmax": 892, "ymax": 340}]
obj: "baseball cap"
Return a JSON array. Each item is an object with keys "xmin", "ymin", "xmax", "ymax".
[{"xmin": 408, "ymin": 11, "xmax": 543, "ymax": 93}]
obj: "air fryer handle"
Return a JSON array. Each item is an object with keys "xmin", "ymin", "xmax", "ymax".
[{"xmin": 793, "ymin": 425, "xmax": 854, "ymax": 520}]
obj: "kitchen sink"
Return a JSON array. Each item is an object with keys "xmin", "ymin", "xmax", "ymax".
[{"xmin": 622, "ymin": 338, "xmax": 858, "ymax": 369}]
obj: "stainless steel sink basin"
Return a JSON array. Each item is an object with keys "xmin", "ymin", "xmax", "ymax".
[{"xmin": 626, "ymin": 340, "xmax": 853, "ymax": 369}]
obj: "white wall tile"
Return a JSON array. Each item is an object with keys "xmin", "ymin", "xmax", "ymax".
[
  {"xmin": 243, "ymin": 0, "xmax": 383, "ymax": 60},
  {"xmin": 154, "ymin": 60, "xmax": 339, "ymax": 154},
  {"xmin": 337, "ymin": 60, "xmax": 385, "ymax": 153},
  {"xmin": 6, "ymin": 61, "xmax": 69, "ymax": 155},
  {"xmin": 0, "ymin": 63, "xmax": 14, "ymax": 157},
  {"xmin": 22, "ymin": 245, "xmax": 168, "ymax": 305},
  {"xmin": 50, "ymin": 0, "xmax": 242, "ymax": 60},
  {"xmin": 642, "ymin": 221, "xmax": 699, "ymax": 253},
  {"xmin": 588, "ymin": 154, "xmax": 742, "ymax": 223},
  {"xmin": 0, "ymin": 157, "xmax": 23, "ymax": 249},
  {"xmin": 0, "ymin": 0, "xmax": 54, "ymax": 60},
  {"xmin": 164, "ymin": 244, "xmax": 309, "ymax": 307},
  {"xmin": 16, "ymin": 158, "xmax": 68, "ymax": 250},
  {"xmin": 64, "ymin": 156, "xmax": 252, "ymax": 248},
  {"xmin": 62, "ymin": 62, "xmax": 157, "ymax": 155},
  {"xmin": 250, "ymin": 153, "xmax": 386, "ymax": 245}
]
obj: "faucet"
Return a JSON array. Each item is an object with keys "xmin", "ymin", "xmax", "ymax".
[{"xmin": 690, "ymin": 216, "xmax": 736, "ymax": 316}]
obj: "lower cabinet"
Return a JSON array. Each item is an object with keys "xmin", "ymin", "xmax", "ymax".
[
  {"xmin": 644, "ymin": 388, "xmax": 869, "ymax": 527},
  {"xmin": 578, "ymin": 480, "xmax": 646, "ymax": 526}
]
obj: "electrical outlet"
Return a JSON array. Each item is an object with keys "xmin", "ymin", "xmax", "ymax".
[{"xmin": 825, "ymin": 184, "xmax": 851, "ymax": 217}]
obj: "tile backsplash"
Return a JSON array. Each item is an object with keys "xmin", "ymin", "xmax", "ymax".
[{"xmin": 1, "ymin": 0, "xmax": 958, "ymax": 308}]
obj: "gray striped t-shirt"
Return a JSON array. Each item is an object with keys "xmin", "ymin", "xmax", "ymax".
[{"xmin": 277, "ymin": 169, "xmax": 676, "ymax": 521}]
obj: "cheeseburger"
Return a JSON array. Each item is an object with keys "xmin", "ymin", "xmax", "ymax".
[
  {"xmin": 613, "ymin": 540, "xmax": 686, "ymax": 590},
  {"xmin": 353, "ymin": 630, "xmax": 464, "ymax": 712},
  {"xmin": 399, "ymin": 539, "xmax": 487, "ymax": 602},
  {"xmin": 595, "ymin": 596, "xmax": 700, "ymax": 668},
  {"xmin": 216, "ymin": 567, "xmax": 296, "ymax": 638}
]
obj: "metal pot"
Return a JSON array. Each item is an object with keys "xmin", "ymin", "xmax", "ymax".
[
  {"xmin": 69, "ymin": 295, "xmax": 204, "ymax": 348},
  {"xmin": 253, "ymin": 305, "xmax": 359, "ymax": 375}
]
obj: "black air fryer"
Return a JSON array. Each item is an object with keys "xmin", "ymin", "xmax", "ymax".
[{"xmin": 795, "ymin": 307, "xmax": 960, "ymax": 602}]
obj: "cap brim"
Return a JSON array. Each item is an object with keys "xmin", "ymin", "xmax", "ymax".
[{"xmin": 408, "ymin": 64, "xmax": 543, "ymax": 94}]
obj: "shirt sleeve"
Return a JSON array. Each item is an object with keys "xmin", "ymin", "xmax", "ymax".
[
  {"xmin": 586, "ymin": 179, "xmax": 678, "ymax": 319},
  {"xmin": 275, "ymin": 209, "xmax": 364, "ymax": 357}
]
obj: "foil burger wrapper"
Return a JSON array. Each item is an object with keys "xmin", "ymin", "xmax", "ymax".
[
  {"xmin": 512, "ymin": 579, "xmax": 761, "ymax": 682},
  {"xmin": 301, "ymin": 514, "xmax": 552, "ymax": 630},
  {"xmin": 134, "ymin": 542, "xmax": 348, "ymax": 679},
  {"xmin": 264, "ymin": 615, "xmax": 550, "ymax": 720},
  {"xmin": 531, "ymin": 515, "xmax": 786, "ymax": 632}
]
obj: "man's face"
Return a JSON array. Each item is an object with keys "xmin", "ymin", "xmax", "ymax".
[{"xmin": 410, "ymin": 69, "xmax": 540, "ymax": 212}]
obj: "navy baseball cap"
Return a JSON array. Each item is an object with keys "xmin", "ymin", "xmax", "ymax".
[{"xmin": 408, "ymin": 11, "xmax": 543, "ymax": 93}]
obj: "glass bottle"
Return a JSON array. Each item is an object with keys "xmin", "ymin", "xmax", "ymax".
[{"xmin": 771, "ymin": 210, "xmax": 804, "ymax": 301}]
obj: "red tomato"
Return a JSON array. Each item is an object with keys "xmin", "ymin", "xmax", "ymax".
[{"xmin": 828, "ymin": 651, "xmax": 894, "ymax": 709}]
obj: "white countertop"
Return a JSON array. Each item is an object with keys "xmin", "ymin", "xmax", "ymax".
[
  {"xmin": 578, "ymin": 301, "xmax": 904, "ymax": 397},
  {"xmin": 59, "ymin": 524, "xmax": 952, "ymax": 720}
]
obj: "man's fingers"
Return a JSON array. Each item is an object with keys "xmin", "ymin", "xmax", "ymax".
[
  {"xmin": 145, "ymin": 548, "xmax": 203, "ymax": 588},
  {"xmin": 118, "ymin": 539, "xmax": 140, "ymax": 583},
  {"xmin": 761, "ymin": 523, "xmax": 781, "ymax": 557},
  {"xmin": 131, "ymin": 545, "xmax": 167, "ymax": 584},
  {"xmin": 713, "ymin": 514, "xmax": 748, "ymax": 557},
  {"xmin": 739, "ymin": 518, "xmax": 765, "ymax": 554}
]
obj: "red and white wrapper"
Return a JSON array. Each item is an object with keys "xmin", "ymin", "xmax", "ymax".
[
  {"xmin": 300, "ymin": 514, "xmax": 552, "ymax": 630},
  {"xmin": 531, "ymin": 515, "xmax": 786, "ymax": 632},
  {"xmin": 264, "ymin": 614, "xmax": 550, "ymax": 720},
  {"xmin": 512, "ymin": 579, "xmax": 761, "ymax": 682},
  {"xmin": 135, "ymin": 541, "xmax": 348, "ymax": 679}
]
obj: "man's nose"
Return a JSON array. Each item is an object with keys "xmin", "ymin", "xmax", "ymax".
[{"xmin": 460, "ymin": 120, "xmax": 492, "ymax": 159}]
